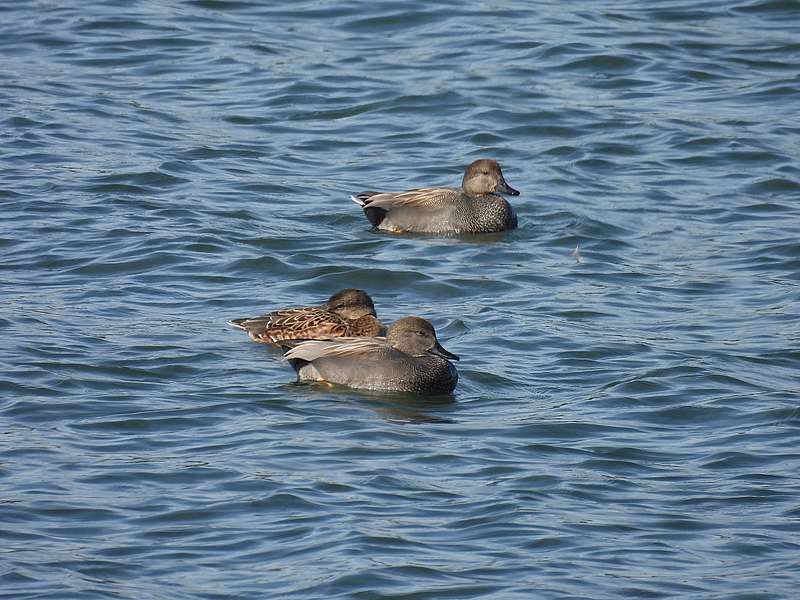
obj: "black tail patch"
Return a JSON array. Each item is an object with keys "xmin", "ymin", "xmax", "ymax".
[
  {"xmin": 364, "ymin": 206, "xmax": 387, "ymax": 227},
  {"xmin": 352, "ymin": 191, "xmax": 385, "ymax": 227}
]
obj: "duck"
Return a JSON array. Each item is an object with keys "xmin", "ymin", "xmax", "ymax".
[
  {"xmin": 281, "ymin": 316, "xmax": 459, "ymax": 394},
  {"xmin": 228, "ymin": 288, "xmax": 384, "ymax": 344},
  {"xmin": 351, "ymin": 158, "xmax": 520, "ymax": 234}
]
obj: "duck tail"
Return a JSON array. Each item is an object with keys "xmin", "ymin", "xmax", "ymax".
[
  {"xmin": 350, "ymin": 192, "xmax": 387, "ymax": 227},
  {"xmin": 350, "ymin": 191, "xmax": 379, "ymax": 207},
  {"xmin": 227, "ymin": 318, "xmax": 248, "ymax": 330}
]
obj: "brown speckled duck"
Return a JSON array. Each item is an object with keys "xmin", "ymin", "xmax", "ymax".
[
  {"xmin": 228, "ymin": 288, "xmax": 384, "ymax": 344},
  {"xmin": 351, "ymin": 159, "xmax": 520, "ymax": 234}
]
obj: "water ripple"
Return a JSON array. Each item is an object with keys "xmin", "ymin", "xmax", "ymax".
[{"xmin": 2, "ymin": 1, "xmax": 799, "ymax": 599}]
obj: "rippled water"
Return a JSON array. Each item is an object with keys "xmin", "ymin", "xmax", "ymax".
[{"xmin": 3, "ymin": 1, "xmax": 800, "ymax": 598}]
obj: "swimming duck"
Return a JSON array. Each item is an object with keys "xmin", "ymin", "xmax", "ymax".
[
  {"xmin": 282, "ymin": 316, "xmax": 459, "ymax": 394},
  {"xmin": 228, "ymin": 288, "xmax": 384, "ymax": 344},
  {"xmin": 351, "ymin": 159, "xmax": 520, "ymax": 234}
]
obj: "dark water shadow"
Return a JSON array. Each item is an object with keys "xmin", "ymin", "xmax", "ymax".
[
  {"xmin": 367, "ymin": 227, "xmax": 513, "ymax": 245},
  {"xmin": 280, "ymin": 381, "xmax": 457, "ymax": 424}
]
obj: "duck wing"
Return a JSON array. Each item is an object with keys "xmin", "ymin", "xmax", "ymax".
[
  {"xmin": 229, "ymin": 307, "xmax": 348, "ymax": 343},
  {"xmin": 282, "ymin": 337, "xmax": 389, "ymax": 362},
  {"xmin": 352, "ymin": 187, "xmax": 458, "ymax": 210}
]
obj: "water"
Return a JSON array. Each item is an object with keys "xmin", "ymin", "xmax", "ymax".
[{"xmin": 2, "ymin": 1, "xmax": 799, "ymax": 598}]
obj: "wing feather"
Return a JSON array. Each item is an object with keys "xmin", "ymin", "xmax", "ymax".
[
  {"xmin": 230, "ymin": 307, "xmax": 349, "ymax": 343},
  {"xmin": 358, "ymin": 187, "xmax": 458, "ymax": 210},
  {"xmin": 283, "ymin": 337, "xmax": 388, "ymax": 362}
]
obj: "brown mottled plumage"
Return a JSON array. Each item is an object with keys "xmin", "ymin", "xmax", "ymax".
[{"xmin": 228, "ymin": 288, "xmax": 384, "ymax": 344}]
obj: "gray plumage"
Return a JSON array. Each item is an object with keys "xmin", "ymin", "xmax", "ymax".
[
  {"xmin": 351, "ymin": 158, "xmax": 520, "ymax": 234},
  {"xmin": 282, "ymin": 316, "xmax": 459, "ymax": 394}
]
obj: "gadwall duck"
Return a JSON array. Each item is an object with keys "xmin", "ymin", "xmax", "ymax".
[
  {"xmin": 351, "ymin": 159, "xmax": 520, "ymax": 234},
  {"xmin": 282, "ymin": 316, "xmax": 459, "ymax": 394},
  {"xmin": 228, "ymin": 288, "xmax": 385, "ymax": 344}
]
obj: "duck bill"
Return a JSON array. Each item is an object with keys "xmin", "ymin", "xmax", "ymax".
[
  {"xmin": 429, "ymin": 341, "xmax": 460, "ymax": 361},
  {"xmin": 497, "ymin": 177, "xmax": 520, "ymax": 196}
]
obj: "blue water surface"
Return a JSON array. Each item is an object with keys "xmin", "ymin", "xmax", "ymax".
[{"xmin": 2, "ymin": 1, "xmax": 800, "ymax": 598}]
